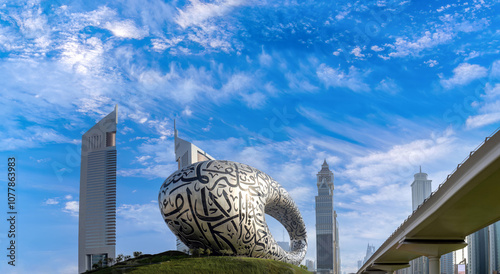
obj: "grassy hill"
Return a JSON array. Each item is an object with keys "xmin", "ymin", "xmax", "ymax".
[{"xmin": 87, "ymin": 251, "xmax": 311, "ymax": 274}]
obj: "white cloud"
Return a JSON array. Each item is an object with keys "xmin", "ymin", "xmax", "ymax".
[
  {"xmin": 491, "ymin": 60, "xmax": 500, "ymax": 79},
  {"xmin": 440, "ymin": 63, "xmax": 488, "ymax": 89},
  {"xmin": 136, "ymin": 155, "xmax": 152, "ymax": 163},
  {"xmin": 466, "ymin": 113, "xmax": 500, "ymax": 129},
  {"xmin": 388, "ymin": 29, "xmax": 454, "ymax": 58},
  {"xmin": 182, "ymin": 106, "xmax": 193, "ymax": 116},
  {"xmin": 375, "ymin": 78, "xmax": 400, "ymax": 94},
  {"xmin": 466, "ymin": 83, "xmax": 500, "ymax": 129},
  {"xmin": 65, "ymin": 195, "xmax": 73, "ymax": 200},
  {"xmin": 60, "ymin": 36, "xmax": 105, "ymax": 75},
  {"xmin": 0, "ymin": 126, "xmax": 78, "ymax": 152},
  {"xmin": 335, "ymin": 10, "xmax": 351, "ymax": 21},
  {"xmin": 117, "ymin": 203, "xmax": 165, "ymax": 233},
  {"xmin": 259, "ymin": 48, "xmax": 272, "ymax": 66},
  {"xmin": 104, "ymin": 20, "xmax": 148, "ymax": 39},
  {"xmin": 63, "ymin": 201, "xmax": 79, "ymax": 217},
  {"xmin": 343, "ymin": 129, "xmax": 457, "ymax": 188},
  {"xmin": 371, "ymin": 45, "xmax": 384, "ymax": 52},
  {"xmin": 119, "ymin": 164, "xmax": 177, "ymax": 179},
  {"xmin": 316, "ymin": 64, "xmax": 370, "ymax": 92},
  {"xmin": 175, "ymin": 0, "xmax": 244, "ymax": 29},
  {"xmin": 351, "ymin": 46, "xmax": 365, "ymax": 58},
  {"xmin": 425, "ymin": 59, "xmax": 438, "ymax": 67},
  {"xmin": 241, "ymin": 92, "xmax": 267, "ymax": 109},
  {"xmin": 44, "ymin": 198, "xmax": 59, "ymax": 205},
  {"xmin": 147, "ymin": 118, "xmax": 174, "ymax": 137}
]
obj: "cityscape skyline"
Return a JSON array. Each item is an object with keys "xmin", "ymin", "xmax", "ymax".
[{"xmin": 0, "ymin": 0, "xmax": 499, "ymax": 273}]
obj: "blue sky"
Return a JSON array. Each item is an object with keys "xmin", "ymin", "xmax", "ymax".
[{"xmin": 0, "ymin": 0, "xmax": 499, "ymax": 273}]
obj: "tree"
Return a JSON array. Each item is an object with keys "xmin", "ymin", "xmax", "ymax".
[
  {"xmin": 124, "ymin": 255, "xmax": 131, "ymax": 261},
  {"xmin": 205, "ymin": 248, "xmax": 212, "ymax": 256},
  {"xmin": 190, "ymin": 248, "xmax": 199, "ymax": 257},
  {"xmin": 116, "ymin": 254, "xmax": 124, "ymax": 263},
  {"xmin": 300, "ymin": 264, "xmax": 308, "ymax": 270},
  {"xmin": 92, "ymin": 263, "xmax": 100, "ymax": 270},
  {"xmin": 106, "ymin": 257, "xmax": 115, "ymax": 266},
  {"xmin": 133, "ymin": 251, "xmax": 143, "ymax": 258}
]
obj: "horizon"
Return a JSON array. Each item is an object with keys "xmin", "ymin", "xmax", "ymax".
[{"xmin": 0, "ymin": 0, "xmax": 499, "ymax": 273}]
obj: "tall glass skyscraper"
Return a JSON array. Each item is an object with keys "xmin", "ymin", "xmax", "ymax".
[
  {"xmin": 78, "ymin": 106, "xmax": 117, "ymax": 273},
  {"xmin": 315, "ymin": 160, "xmax": 340, "ymax": 274}
]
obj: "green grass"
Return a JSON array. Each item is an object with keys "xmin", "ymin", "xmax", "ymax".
[{"xmin": 88, "ymin": 251, "xmax": 311, "ymax": 274}]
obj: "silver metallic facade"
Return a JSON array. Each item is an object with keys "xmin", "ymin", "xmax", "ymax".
[
  {"xmin": 78, "ymin": 106, "xmax": 117, "ymax": 273},
  {"xmin": 315, "ymin": 160, "xmax": 340, "ymax": 274},
  {"xmin": 158, "ymin": 160, "xmax": 307, "ymax": 265},
  {"xmin": 173, "ymin": 124, "xmax": 214, "ymax": 253}
]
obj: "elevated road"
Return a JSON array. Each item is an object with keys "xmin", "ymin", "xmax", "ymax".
[{"xmin": 357, "ymin": 128, "xmax": 500, "ymax": 274}]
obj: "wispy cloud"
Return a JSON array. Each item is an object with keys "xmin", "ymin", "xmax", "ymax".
[
  {"xmin": 342, "ymin": 129, "xmax": 458, "ymax": 189},
  {"xmin": 63, "ymin": 201, "xmax": 79, "ymax": 217},
  {"xmin": 175, "ymin": 0, "xmax": 244, "ymax": 29},
  {"xmin": 466, "ymin": 83, "xmax": 500, "ymax": 129},
  {"xmin": 440, "ymin": 63, "xmax": 488, "ymax": 89},
  {"xmin": 104, "ymin": 20, "xmax": 149, "ymax": 39},
  {"xmin": 117, "ymin": 202, "xmax": 165, "ymax": 233},
  {"xmin": 316, "ymin": 64, "xmax": 370, "ymax": 92},
  {"xmin": 44, "ymin": 198, "xmax": 59, "ymax": 205},
  {"xmin": 0, "ymin": 126, "xmax": 78, "ymax": 152},
  {"xmin": 375, "ymin": 78, "xmax": 400, "ymax": 94},
  {"xmin": 387, "ymin": 28, "xmax": 454, "ymax": 58}
]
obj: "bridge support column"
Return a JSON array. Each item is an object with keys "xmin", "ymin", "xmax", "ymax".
[{"xmin": 428, "ymin": 256, "xmax": 440, "ymax": 274}]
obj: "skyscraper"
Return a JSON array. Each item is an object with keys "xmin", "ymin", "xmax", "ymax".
[
  {"xmin": 467, "ymin": 227, "xmax": 488, "ymax": 274},
  {"xmin": 78, "ymin": 105, "xmax": 117, "ymax": 273},
  {"xmin": 306, "ymin": 259, "xmax": 316, "ymax": 272},
  {"xmin": 315, "ymin": 160, "xmax": 340, "ymax": 274},
  {"xmin": 489, "ymin": 222, "xmax": 500, "ymax": 273},
  {"xmin": 173, "ymin": 122, "xmax": 214, "ymax": 252},
  {"xmin": 363, "ymin": 243, "xmax": 376, "ymax": 264},
  {"xmin": 440, "ymin": 251, "xmax": 454, "ymax": 274},
  {"xmin": 409, "ymin": 167, "xmax": 432, "ymax": 274}
]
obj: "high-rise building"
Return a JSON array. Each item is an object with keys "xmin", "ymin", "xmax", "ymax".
[
  {"xmin": 315, "ymin": 160, "xmax": 340, "ymax": 274},
  {"xmin": 409, "ymin": 167, "xmax": 432, "ymax": 274},
  {"xmin": 467, "ymin": 227, "xmax": 489, "ymax": 274},
  {"xmin": 78, "ymin": 105, "xmax": 118, "ymax": 273},
  {"xmin": 489, "ymin": 222, "xmax": 500, "ymax": 273},
  {"xmin": 277, "ymin": 241, "xmax": 290, "ymax": 252},
  {"xmin": 363, "ymin": 243, "xmax": 376, "ymax": 264},
  {"xmin": 306, "ymin": 259, "xmax": 315, "ymax": 272},
  {"xmin": 459, "ymin": 218, "xmax": 500, "ymax": 273},
  {"xmin": 173, "ymin": 122, "xmax": 214, "ymax": 253},
  {"xmin": 440, "ymin": 252, "xmax": 454, "ymax": 274}
]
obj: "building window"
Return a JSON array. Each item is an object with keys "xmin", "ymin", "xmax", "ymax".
[
  {"xmin": 197, "ymin": 151, "xmax": 209, "ymax": 162},
  {"xmin": 106, "ymin": 132, "xmax": 116, "ymax": 147}
]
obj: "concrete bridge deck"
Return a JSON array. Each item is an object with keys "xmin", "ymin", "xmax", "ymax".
[{"xmin": 358, "ymin": 128, "xmax": 500, "ymax": 274}]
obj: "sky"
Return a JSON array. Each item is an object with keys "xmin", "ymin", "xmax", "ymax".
[{"xmin": 0, "ymin": 0, "xmax": 499, "ymax": 273}]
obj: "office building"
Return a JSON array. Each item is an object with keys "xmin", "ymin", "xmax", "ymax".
[
  {"xmin": 489, "ymin": 222, "xmax": 500, "ymax": 273},
  {"xmin": 306, "ymin": 259, "xmax": 315, "ymax": 272},
  {"xmin": 410, "ymin": 168, "xmax": 432, "ymax": 274},
  {"xmin": 316, "ymin": 160, "xmax": 340, "ymax": 274},
  {"xmin": 173, "ymin": 122, "xmax": 214, "ymax": 252},
  {"xmin": 440, "ymin": 252, "xmax": 453, "ymax": 274},
  {"xmin": 363, "ymin": 243, "xmax": 375, "ymax": 264},
  {"xmin": 78, "ymin": 105, "xmax": 117, "ymax": 273},
  {"xmin": 277, "ymin": 241, "xmax": 290, "ymax": 252}
]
